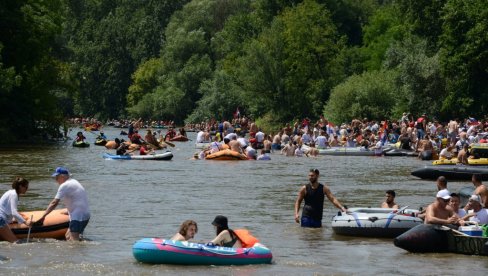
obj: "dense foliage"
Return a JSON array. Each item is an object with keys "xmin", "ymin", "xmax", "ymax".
[{"xmin": 1, "ymin": 0, "xmax": 487, "ymax": 140}]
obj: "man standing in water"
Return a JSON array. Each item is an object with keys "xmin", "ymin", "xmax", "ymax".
[
  {"xmin": 471, "ymin": 174, "xmax": 488, "ymax": 208},
  {"xmin": 37, "ymin": 167, "xmax": 90, "ymax": 241},
  {"xmin": 294, "ymin": 169, "xmax": 347, "ymax": 228}
]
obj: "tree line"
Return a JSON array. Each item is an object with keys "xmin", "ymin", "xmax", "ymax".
[{"xmin": 1, "ymin": 0, "xmax": 486, "ymax": 141}]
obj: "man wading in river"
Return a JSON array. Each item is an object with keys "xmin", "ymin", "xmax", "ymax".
[{"xmin": 294, "ymin": 169, "xmax": 347, "ymax": 228}]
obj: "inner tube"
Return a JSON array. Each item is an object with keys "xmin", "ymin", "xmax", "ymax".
[{"xmin": 420, "ymin": 150, "xmax": 432, "ymax": 160}]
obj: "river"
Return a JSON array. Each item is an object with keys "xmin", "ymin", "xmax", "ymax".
[{"xmin": 0, "ymin": 127, "xmax": 486, "ymax": 275}]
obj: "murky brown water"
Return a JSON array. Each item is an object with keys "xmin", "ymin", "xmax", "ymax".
[{"xmin": 0, "ymin": 127, "xmax": 486, "ymax": 275}]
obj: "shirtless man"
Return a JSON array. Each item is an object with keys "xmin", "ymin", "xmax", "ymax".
[
  {"xmin": 416, "ymin": 135, "xmax": 433, "ymax": 158},
  {"xmin": 281, "ymin": 140, "xmax": 296, "ymax": 156},
  {"xmin": 272, "ymin": 131, "xmax": 282, "ymax": 151},
  {"xmin": 457, "ymin": 144, "xmax": 469, "ymax": 165},
  {"xmin": 381, "ymin": 190, "xmax": 399, "ymax": 209},
  {"xmin": 424, "ymin": 190, "xmax": 462, "ymax": 225},
  {"xmin": 471, "ymin": 174, "xmax": 488, "ymax": 208},
  {"xmin": 228, "ymin": 137, "xmax": 242, "ymax": 153},
  {"xmin": 447, "ymin": 119, "xmax": 458, "ymax": 145}
]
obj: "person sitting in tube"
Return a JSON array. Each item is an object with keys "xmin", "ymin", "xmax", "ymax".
[{"xmin": 171, "ymin": 220, "xmax": 198, "ymax": 242}]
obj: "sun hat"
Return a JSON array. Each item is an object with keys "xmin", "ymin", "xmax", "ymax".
[{"xmin": 212, "ymin": 215, "xmax": 228, "ymax": 228}]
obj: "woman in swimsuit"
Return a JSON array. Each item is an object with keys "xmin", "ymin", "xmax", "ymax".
[{"xmin": 209, "ymin": 215, "xmax": 242, "ymax": 248}]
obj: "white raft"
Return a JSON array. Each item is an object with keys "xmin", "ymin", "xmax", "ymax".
[
  {"xmin": 301, "ymin": 145, "xmax": 386, "ymax": 156},
  {"xmin": 331, "ymin": 207, "xmax": 423, "ymax": 238}
]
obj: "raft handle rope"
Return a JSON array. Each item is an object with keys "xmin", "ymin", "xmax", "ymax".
[{"xmin": 160, "ymin": 240, "xmax": 252, "ymax": 256}]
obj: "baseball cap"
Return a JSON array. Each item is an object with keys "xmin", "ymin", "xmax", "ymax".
[
  {"xmin": 469, "ymin": 194, "xmax": 482, "ymax": 204},
  {"xmin": 51, "ymin": 167, "xmax": 70, "ymax": 177},
  {"xmin": 436, "ymin": 190, "xmax": 451, "ymax": 200}
]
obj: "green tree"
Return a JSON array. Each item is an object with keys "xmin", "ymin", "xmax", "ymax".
[
  {"xmin": 323, "ymin": 70, "xmax": 397, "ymax": 124},
  {"xmin": 0, "ymin": 0, "xmax": 68, "ymax": 141},
  {"xmin": 439, "ymin": 0, "xmax": 488, "ymax": 117}
]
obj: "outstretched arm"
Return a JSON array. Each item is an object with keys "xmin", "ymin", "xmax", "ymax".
[
  {"xmin": 38, "ymin": 198, "xmax": 60, "ymax": 222},
  {"xmin": 324, "ymin": 186, "xmax": 346, "ymax": 212}
]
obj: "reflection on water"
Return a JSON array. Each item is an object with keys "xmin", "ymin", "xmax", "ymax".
[{"xmin": 0, "ymin": 127, "xmax": 487, "ymax": 275}]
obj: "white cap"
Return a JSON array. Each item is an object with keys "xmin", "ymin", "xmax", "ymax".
[
  {"xmin": 436, "ymin": 190, "xmax": 451, "ymax": 200},
  {"xmin": 469, "ymin": 194, "xmax": 482, "ymax": 204}
]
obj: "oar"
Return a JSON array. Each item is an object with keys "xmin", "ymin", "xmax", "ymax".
[
  {"xmin": 441, "ymin": 225, "xmax": 469, "ymax": 236},
  {"xmin": 164, "ymin": 140, "xmax": 175, "ymax": 147},
  {"xmin": 26, "ymin": 215, "xmax": 33, "ymax": 243}
]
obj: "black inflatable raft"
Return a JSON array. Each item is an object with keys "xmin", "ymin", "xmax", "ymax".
[
  {"xmin": 411, "ymin": 165, "xmax": 488, "ymax": 180},
  {"xmin": 394, "ymin": 224, "xmax": 488, "ymax": 256}
]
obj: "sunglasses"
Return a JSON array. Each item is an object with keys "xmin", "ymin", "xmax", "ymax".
[{"xmin": 441, "ymin": 198, "xmax": 450, "ymax": 203}]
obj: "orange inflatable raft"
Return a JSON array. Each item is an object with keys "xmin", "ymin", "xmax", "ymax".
[
  {"xmin": 5, "ymin": 209, "xmax": 70, "ymax": 240},
  {"xmin": 205, "ymin": 149, "xmax": 248, "ymax": 160}
]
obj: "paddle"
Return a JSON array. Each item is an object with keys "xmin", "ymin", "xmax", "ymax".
[
  {"xmin": 392, "ymin": 205, "xmax": 409, "ymax": 215},
  {"xmin": 26, "ymin": 215, "xmax": 33, "ymax": 243},
  {"xmin": 440, "ymin": 225, "xmax": 469, "ymax": 236}
]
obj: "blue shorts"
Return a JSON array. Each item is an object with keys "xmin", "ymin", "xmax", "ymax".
[
  {"xmin": 301, "ymin": 216, "xmax": 322, "ymax": 228},
  {"xmin": 70, "ymin": 219, "xmax": 89, "ymax": 234},
  {"xmin": 0, "ymin": 217, "xmax": 7, "ymax": 228}
]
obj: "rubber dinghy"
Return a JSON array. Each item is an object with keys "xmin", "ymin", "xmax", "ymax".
[
  {"xmin": 301, "ymin": 145, "xmax": 386, "ymax": 156},
  {"xmin": 394, "ymin": 224, "xmax": 488, "ymax": 256},
  {"xmin": 411, "ymin": 165, "xmax": 488, "ymax": 180},
  {"xmin": 4, "ymin": 209, "xmax": 69, "ymax": 240},
  {"xmin": 103, "ymin": 152, "xmax": 173, "ymax": 161},
  {"xmin": 331, "ymin": 207, "xmax": 422, "ymax": 238},
  {"xmin": 132, "ymin": 238, "xmax": 273, "ymax": 265}
]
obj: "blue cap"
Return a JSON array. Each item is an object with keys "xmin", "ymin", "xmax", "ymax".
[{"xmin": 51, "ymin": 167, "xmax": 70, "ymax": 177}]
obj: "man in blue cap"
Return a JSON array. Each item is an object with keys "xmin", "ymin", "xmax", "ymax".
[{"xmin": 37, "ymin": 167, "xmax": 90, "ymax": 241}]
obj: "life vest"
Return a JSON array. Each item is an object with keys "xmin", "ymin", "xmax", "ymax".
[{"xmin": 233, "ymin": 229, "xmax": 259, "ymax": 248}]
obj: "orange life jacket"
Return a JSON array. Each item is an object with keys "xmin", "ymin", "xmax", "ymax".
[{"xmin": 234, "ymin": 229, "xmax": 259, "ymax": 248}]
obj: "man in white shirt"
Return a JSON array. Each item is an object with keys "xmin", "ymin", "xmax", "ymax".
[
  {"xmin": 38, "ymin": 167, "xmax": 90, "ymax": 241},
  {"xmin": 464, "ymin": 194, "xmax": 488, "ymax": 224},
  {"xmin": 314, "ymin": 131, "xmax": 328, "ymax": 149}
]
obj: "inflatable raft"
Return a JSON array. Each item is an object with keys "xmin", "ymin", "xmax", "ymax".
[
  {"xmin": 132, "ymin": 238, "xmax": 272, "ymax": 265},
  {"xmin": 411, "ymin": 165, "xmax": 488, "ymax": 180},
  {"xmin": 205, "ymin": 149, "xmax": 248, "ymax": 160},
  {"xmin": 383, "ymin": 148, "xmax": 417, "ymax": 157},
  {"xmin": 432, "ymin": 158, "xmax": 488, "ymax": 166},
  {"xmin": 394, "ymin": 224, "xmax": 488, "ymax": 256},
  {"xmin": 301, "ymin": 145, "xmax": 384, "ymax": 156},
  {"xmin": 72, "ymin": 141, "xmax": 90, "ymax": 148},
  {"xmin": 168, "ymin": 136, "xmax": 189, "ymax": 142},
  {"xmin": 331, "ymin": 207, "xmax": 422, "ymax": 238},
  {"xmin": 5, "ymin": 209, "xmax": 69, "ymax": 240},
  {"xmin": 103, "ymin": 152, "xmax": 173, "ymax": 161}
]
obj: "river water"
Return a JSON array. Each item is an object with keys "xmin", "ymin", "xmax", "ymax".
[{"xmin": 0, "ymin": 127, "xmax": 486, "ymax": 275}]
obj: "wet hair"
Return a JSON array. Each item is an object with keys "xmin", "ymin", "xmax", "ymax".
[
  {"xmin": 450, "ymin": 192, "xmax": 460, "ymax": 199},
  {"xmin": 309, "ymin": 169, "xmax": 320, "ymax": 175},
  {"xmin": 386, "ymin": 190, "xmax": 396, "ymax": 197},
  {"xmin": 437, "ymin": 176, "xmax": 447, "ymax": 185},
  {"xmin": 178, "ymin": 220, "xmax": 198, "ymax": 236},
  {"xmin": 473, "ymin": 174, "xmax": 482, "ymax": 182},
  {"xmin": 12, "ymin": 177, "xmax": 29, "ymax": 194}
]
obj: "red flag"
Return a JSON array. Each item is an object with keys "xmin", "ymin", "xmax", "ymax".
[{"xmin": 233, "ymin": 107, "xmax": 240, "ymax": 118}]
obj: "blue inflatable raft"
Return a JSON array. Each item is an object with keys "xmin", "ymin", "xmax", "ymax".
[{"xmin": 132, "ymin": 238, "xmax": 272, "ymax": 265}]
